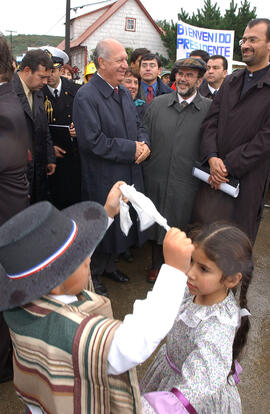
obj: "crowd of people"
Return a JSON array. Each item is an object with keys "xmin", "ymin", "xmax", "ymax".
[{"xmin": 0, "ymin": 16, "xmax": 269, "ymax": 414}]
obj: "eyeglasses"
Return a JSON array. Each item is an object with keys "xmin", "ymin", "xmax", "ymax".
[
  {"xmin": 239, "ymin": 37, "xmax": 260, "ymax": 46},
  {"xmin": 177, "ymin": 71, "xmax": 197, "ymax": 80}
]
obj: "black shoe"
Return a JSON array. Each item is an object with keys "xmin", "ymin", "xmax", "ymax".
[
  {"xmin": 92, "ymin": 276, "xmax": 108, "ymax": 296},
  {"xmin": 103, "ymin": 270, "xmax": 129, "ymax": 283}
]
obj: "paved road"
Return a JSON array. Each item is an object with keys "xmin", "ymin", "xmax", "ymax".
[{"xmin": 1, "ymin": 209, "xmax": 270, "ymax": 413}]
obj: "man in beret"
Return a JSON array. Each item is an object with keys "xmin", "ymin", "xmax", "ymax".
[{"xmin": 143, "ymin": 58, "xmax": 211, "ymax": 282}]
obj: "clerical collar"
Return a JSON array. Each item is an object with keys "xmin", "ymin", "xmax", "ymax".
[
  {"xmin": 47, "ymin": 78, "xmax": 62, "ymax": 96},
  {"xmin": 177, "ymin": 91, "xmax": 197, "ymax": 104},
  {"xmin": 245, "ymin": 63, "xmax": 270, "ymax": 80}
]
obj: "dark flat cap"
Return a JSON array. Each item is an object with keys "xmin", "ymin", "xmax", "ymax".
[{"xmin": 173, "ymin": 57, "xmax": 206, "ymax": 74}]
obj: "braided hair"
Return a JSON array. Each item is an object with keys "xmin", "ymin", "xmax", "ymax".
[{"xmin": 191, "ymin": 222, "xmax": 253, "ymax": 376}]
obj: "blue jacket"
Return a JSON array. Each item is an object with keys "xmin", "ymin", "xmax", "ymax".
[{"xmin": 137, "ymin": 77, "xmax": 172, "ymax": 103}]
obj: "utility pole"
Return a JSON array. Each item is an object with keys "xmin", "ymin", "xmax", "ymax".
[
  {"xmin": 6, "ymin": 30, "xmax": 17, "ymax": 53},
  {"xmin": 65, "ymin": 0, "xmax": 111, "ymax": 62},
  {"xmin": 65, "ymin": 0, "xmax": 71, "ymax": 60}
]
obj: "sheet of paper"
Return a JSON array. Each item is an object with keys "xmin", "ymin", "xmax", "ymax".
[{"xmin": 192, "ymin": 167, "xmax": 239, "ymax": 198}]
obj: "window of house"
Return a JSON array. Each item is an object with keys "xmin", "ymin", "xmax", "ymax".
[{"xmin": 125, "ymin": 17, "xmax": 136, "ymax": 32}]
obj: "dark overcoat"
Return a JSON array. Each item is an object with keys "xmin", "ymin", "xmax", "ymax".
[
  {"xmin": 73, "ymin": 73, "xmax": 150, "ymax": 254},
  {"xmin": 143, "ymin": 91, "xmax": 211, "ymax": 244},
  {"xmin": 192, "ymin": 67, "xmax": 270, "ymax": 242},
  {"xmin": 0, "ymin": 82, "xmax": 30, "ymax": 224},
  {"xmin": 12, "ymin": 72, "xmax": 55, "ymax": 203},
  {"xmin": 199, "ymin": 80, "xmax": 214, "ymax": 99},
  {"xmin": 0, "ymin": 82, "xmax": 30, "ymax": 384},
  {"xmin": 42, "ymin": 77, "xmax": 81, "ymax": 209}
]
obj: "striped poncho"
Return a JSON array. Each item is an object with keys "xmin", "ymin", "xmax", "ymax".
[{"xmin": 4, "ymin": 290, "xmax": 141, "ymax": 413}]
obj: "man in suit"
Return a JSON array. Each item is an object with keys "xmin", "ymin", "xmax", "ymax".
[
  {"xmin": 12, "ymin": 49, "xmax": 56, "ymax": 203},
  {"xmin": 0, "ymin": 35, "xmax": 30, "ymax": 383},
  {"xmin": 42, "ymin": 47, "xmax": 81, "ymax": 209},
  {"xmin": 73, "ymin": 38, "xmax": 150, "ymax": 296},
  {"xmin": 137, "ymin": 53, "xmax": 172, "ymax": 104},
  {"xmin": 199, "ymin": 55, "xmax": 228, "ymax": 99}
]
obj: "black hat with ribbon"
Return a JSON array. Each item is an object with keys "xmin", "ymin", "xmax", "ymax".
[{"xmin": 0, "ymin": 201, "xmax": 108, "ymax": 311}]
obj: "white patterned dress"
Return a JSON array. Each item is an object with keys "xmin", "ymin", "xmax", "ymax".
[{"xmin": 140, "ymin": 290, "xmax": 242, "ymax": 413}]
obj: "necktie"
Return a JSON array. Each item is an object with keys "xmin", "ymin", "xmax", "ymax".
[
  {"xmin": 114, "ymin": 87, "xmax": 118, "ymax": 94},
  {"xmin": 147, "ymin": 86, "xmax": 154, "ymax": 104},
  {"xmin": 54, "ymin": 89, "xmax": 58, "ymax": 99},
  {"xmin": 212, "ymin": 90, "xmax": 218, "ymax": 97},
  {"xmin": 26, "ymin": 90, "xmax": 33, "ymax": 111},
  {"xmin": 180, "ymin": 100, "xmax": 188, "ymax": 109}
]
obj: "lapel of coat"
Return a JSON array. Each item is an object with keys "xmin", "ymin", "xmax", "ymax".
[
  {"xmin": 118, "ymin": 85, "xmax": 135, "ymax": 139},
  {"xmin": 168, "ymin": 91, "xmax": 183, "ymax": 114},
  {"xmin": 93, "ymin": 73, "xmax": 120, "ymax": 103},
  {"xmin": 13, "ymin": 73, "xmax": 34, "ymax": 122}
]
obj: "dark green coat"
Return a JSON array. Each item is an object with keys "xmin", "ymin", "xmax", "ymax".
[{"xmin": 143, "ymin": 91, "xmax": 211, "ymax": 244}]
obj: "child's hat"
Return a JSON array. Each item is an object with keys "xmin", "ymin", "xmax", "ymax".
[{"xmin": 0, "ymin": 201, "xmax": 108, "ymax": 311}]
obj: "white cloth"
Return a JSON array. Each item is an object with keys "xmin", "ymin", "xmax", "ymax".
[{"xmin": 119, "ymin": 183, "xmax": 170, "ymax": 236}]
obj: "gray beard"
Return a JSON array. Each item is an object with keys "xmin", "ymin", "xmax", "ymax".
[{"xmin": 177, "ymin": 84, "xmax": 197, "ymax": 98}]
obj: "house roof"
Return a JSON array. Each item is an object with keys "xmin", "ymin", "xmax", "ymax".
[{"xmin": 58, "ymin": 0, "xmax": 162, "ymax": 50}]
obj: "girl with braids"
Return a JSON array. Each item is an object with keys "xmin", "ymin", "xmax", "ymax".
[{"xmin": 141, "ymin": 223, "xmax": 253, "ymax": 414}]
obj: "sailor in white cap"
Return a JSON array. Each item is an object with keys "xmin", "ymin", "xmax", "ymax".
[{"xmin": 41, "ymin": 46, "xmax": 82, "ymax": 211}]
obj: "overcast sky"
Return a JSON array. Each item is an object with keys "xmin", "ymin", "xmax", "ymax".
[{"xmin": 1, "ymin": 0, "xmax": 269, "ymax": 37}]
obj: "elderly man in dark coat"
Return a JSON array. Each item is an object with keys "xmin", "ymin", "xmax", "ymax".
[
  {"xmin": 143, "ymin": 58, "xmax": 211, "ymax": 282},
  {"xmin": 192, "ymin": 18, "xmax": 270, "ymax": 243},
  {"xmin": 73, "ymin": 38, "xmax": 150, "ymax": 295},
  {"xmin": 12, "ymin": 49, "xmax": 56, "ymax": 203}
]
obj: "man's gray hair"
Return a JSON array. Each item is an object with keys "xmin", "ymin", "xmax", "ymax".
[{"xmin": 93, "ymin": 39, "xmax": 121, "ymax": 68}]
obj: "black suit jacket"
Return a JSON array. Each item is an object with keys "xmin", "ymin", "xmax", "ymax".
[
  {"xmin": 12, "ymin": 72, "xmax": 55, "ymax": 202},
  {"xmin": 0, "ymin": 82, "xmax": 30, "ymax": 224},
  {"xmin": 199, "ymin": 81, "xmax": 214, "ymax": 99},
  {"xmin": 42, "ymin": 77, "xmax": 81, "ymax": 209}
]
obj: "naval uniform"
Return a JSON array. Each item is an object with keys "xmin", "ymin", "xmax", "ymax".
[{"xmin": 42, "ymin": 77, "xmax": 81, "ymax": 209}]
